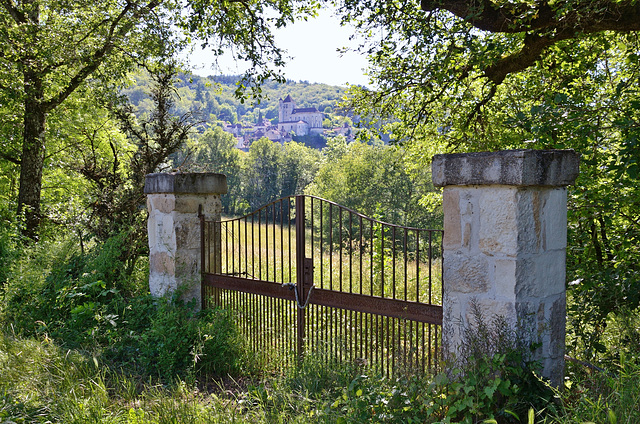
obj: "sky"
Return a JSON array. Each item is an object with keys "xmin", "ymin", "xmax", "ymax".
[{"xmin": 185, "ymin": 8, "xmax": 370, "ymax": 87}]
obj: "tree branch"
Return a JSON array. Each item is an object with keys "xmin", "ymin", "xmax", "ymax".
[
  {"xmin": 420, "ymin": 0, "xmax": 640, "ymax": 34},
  {"xmin": 420, "ymin": 0, "xmax": 640, "ymax": 85},
  {"xmin": 1, "ymin": 0, "xmax": 27, "ymax": 25},
  {"xmin": 42, "ymin": 0, "xmax": 161, "ymax": 112},
  {"xmin": 0, "ymin": 150, "xmax": 21, "ymax": 165}
]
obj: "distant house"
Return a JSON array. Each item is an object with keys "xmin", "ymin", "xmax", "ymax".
[{"xmin": 278, "ymin": 95, "xmax": 323, "ymax": 136}]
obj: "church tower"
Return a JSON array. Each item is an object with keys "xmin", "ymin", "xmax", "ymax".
[{"xmin": 279, "ymin": 95, "xmax": 296, "ymax": 123}]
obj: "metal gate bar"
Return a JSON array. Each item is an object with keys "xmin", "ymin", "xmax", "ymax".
[{"xmin": 201, "ymin": 195, "xmax": 443, "ymax": 376}]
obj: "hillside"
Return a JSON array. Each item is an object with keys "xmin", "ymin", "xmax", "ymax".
[{"xmin": 122, "ymin": 72, "xmax": 352, "ymax": 132}]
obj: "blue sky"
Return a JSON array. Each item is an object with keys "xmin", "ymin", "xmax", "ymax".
[{"xmin": 185, "ymin": 8, "xmax": 370, "ymax": 87}]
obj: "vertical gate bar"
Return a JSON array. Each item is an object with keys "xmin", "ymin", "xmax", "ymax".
[
  {"xmin": 295, "ymin": 195, "xmax": 306, "ymax": 360},
  {"xmin": 339, "ymin": 207, "xmax": 343, "ymax": 293},
  {"xmin": 260, "ymin": 295, "xmax": 264, "ymax": 365},
  {"xmin": 244, "ymin": 217, "xmax": 248, "ymax": 277},
  {"xmin": 379, "ymin": 314, "xmax": 384, "ymax": 376},
  {"xmin": 265, "ymin": 208, "xmax": 269, "ymax": 281},
  {"xmin": 329, "ymin": 204, "xmax": 333, "ymax": 290},
  {"xmin": 251, "ymin": 214, "xmax": 255, "ymax": 280},
  {"xmin": 435, "ymin": 324, "xmax": 440, "ymax": 371},
  {"xmin": 236, "ymin": 220, "xmax": 240, "ymax": 276},
  {"xmin": 409, "ymin": 320, "xmax": 413, "ymax": 373},
  {"xmin": 381, "ymin": 223, "xmax": 385, "ymax": 298},
  {"xmin": 429, "ymin": 230, "xmax": 433, "ymax": 303},
  {"xmin": 333, "ymin": 306, "xmax": 338, "ymax": 361},
  {"xmin": 249, "ymin": 294, "xmax": 254, "ymax": 360},
  {"xmin": 427, "ymin": 322, "xmax": 431, "ymax": 373},
  {"xmin": 258, "ymin": 210, "xmax": 262, "ymax": 280},
  {"xmin": 310, "ymin": 304, "xmax": 314, "ymax": 359},
  {"xmin": 320, "ymin": 201, "xmax": 324, "ymax": 289},
  {"xmin": 349, "ymin": 211, "xmax": 353, "ymax": 294},
  {"xmin": 370, "ymin": 220, "xmax": 374, "ymax": 296},
  {"xmin": 338, "ymin": 307, "xmax": 343, "ymax": 362},
  {"xmin": 281, "ymin": 200, "xmax": 284, "ymax": 283},
  {"xmin": 386, "ymin": 316, "xmax": 391, "ymax": 377},
  {"xmin": 359, "ymin": 216, "xmax": 363, "ymax": 295},
  {"xmin": 231, "ymin": 218, "xmax": 235, "ymax": 275},
  {"xmin": 254, "ymin": 295, "xmax": 258, "ymax": 363},
  {"xmin": 279, "ymin": 297, "xmax": 284, "ymax": 366},
  {"xmin": 273, "ymin": 202, "xmax": 276, "ymax": 282},
  {"xmin": 345, "ymin": 309, "xmax": 353, "ymax": 364},
  {"xmin": 416, "ymin": 231, "xmax": 420, "ymax": 303},
  {"xmin": 270, "ymin": 295, "xmax": 274, "ymax": 361},
  {"xmin": 207, "ymin": 221, "xmax": 211, "ymax": 274},
  {"xmin": 391, "ymin": 317, "xmax": 396, "ymax": 376},
  {"xmin": 392, "ymin": 226, "xmax": 396, "ymax": 299},
  {"xmin": 311, "ymin": 197, "xmax": 314, "ymax": 271},
  {"xmin": 404, "ymin": 228, "xmax": 408, "ymax": 301},
  {"xmin": 355, "ymin": 310, "xmax": 359, "ymax": 363},
  {"xmin": 364, "ymin": 312, "xmax": 368, "ymax": 368},
  {"xmin": 261, "ymin": 295, "xmax": 265, "ymax": 361},
  {"xmin": 376, "ymin": 314, "xmax": 380, "ymax": 376},
  {"xmin": 242, "ymin": 292, "xmax": 247, "ymax": 357},
  {"xmin": 289, "ymin": 198, "xmax": 292, "ymax": 284},
  {"xmin": 361, "ymin": 311, "xmax": 365, "ymax": 365},
  {"xmin": 224, "ymin": 221, "xmax": 228, "ymax": 274}
]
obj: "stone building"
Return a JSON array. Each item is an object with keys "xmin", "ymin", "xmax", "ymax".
[{"xmin": 277, "ymin": 95, "xmax": 323, "ymax": 136}]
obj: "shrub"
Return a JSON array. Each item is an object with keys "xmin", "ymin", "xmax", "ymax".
[
  {"xmin": 325, "ymin": 302, "xmax": 556, "ymax": 424},
  {"xmin": 1, "ymin": 231, "xmax": 250, "ymax": 382},
  {"xmin": 436, "ymin": 303, "xmax": 556, "ymax": 423}
]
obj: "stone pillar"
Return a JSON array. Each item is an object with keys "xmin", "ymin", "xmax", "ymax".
[
  {"xmin": 432, "ymin": 149, "xmax": 579, "ymax": 387},
  {"xmin": 144, "ymin": 172, "xmax": 227, "ymax": 307}
]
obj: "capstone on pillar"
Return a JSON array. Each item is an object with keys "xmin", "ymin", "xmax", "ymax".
[
  {"xmin": 432, "ymin": 149, "xmax": 579, "ymax": 387},
  {"xmin": 144, "ymin": 172, "xmax": 227, "ymax": 307}
]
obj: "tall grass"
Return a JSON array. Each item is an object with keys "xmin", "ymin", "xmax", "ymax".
[
  {"xmin": 217, "ymin": 218, "xmax": 443, "ymax": 303},
  {"xmin": 213, "ymin": 219, "xmax": 443, "ymax": 377}
]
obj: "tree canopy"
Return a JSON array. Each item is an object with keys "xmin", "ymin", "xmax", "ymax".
[
  {"xmin": 0, "ymin": 0, "xmax": 317, "ymax": 238},
  {"xmin": 340, "ymin": 0, "xmax": 640, "ymax": 360}
]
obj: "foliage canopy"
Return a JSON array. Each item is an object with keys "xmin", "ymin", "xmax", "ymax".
[{"xmin": 339, "ymin": 0, "xmax": 640, "ymax": 361}]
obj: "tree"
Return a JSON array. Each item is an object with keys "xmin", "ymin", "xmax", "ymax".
[
  {"xmin": 338, "ymin": 0, "xmax": 640, "ymax": 359},
  {"xmin": 339, "ymin": 0, "xmax": 639, "ymax": 142},
  {"xmin": 0, "ymin": 0, "xmax": 317, "ymax": 239},
  {"xmin": 79, "ymin": 63, "xmax": 200, "ymax": 245},
  {"xmin": 242, "ymin": 137, "xmax": 284, "ymax": 210},
  {"xmin": 177, "ymin": 126, "xmax": 244, "ymax": 214},
  {"xmin": 280, "ymin": 140, "xmax": 322, "ymax": 197},
  {"xmin": 308, "ymin": 137, "xmax": 439, "ymax": 228}
]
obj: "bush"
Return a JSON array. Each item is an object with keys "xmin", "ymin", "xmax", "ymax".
[
  {"xmin": 0, "ymin": 231, "xmax": 250, "ymax": 382},
  {"xmin": 325, "ymin": 302, "xmax": 555, "ymax": 424}
]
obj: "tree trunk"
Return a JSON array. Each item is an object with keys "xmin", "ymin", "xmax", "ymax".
[{"xmin": 17, "ymin": 70, "xmax": 47, "ymax": 240}]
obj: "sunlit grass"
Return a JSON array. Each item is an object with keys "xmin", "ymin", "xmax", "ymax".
[
  {"xmin": 216, "ymin": 219, "xmax": 443, "ymax": 304},
  {"xmin": 3, "ymin": 329, "xmax": 638, "ymax": 424},
  {"xmin": 209, "ymin": 219, "xmax": 444, "ymax": 377}
]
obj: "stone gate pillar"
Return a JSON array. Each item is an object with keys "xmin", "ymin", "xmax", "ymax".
[
  {"xmin": 432, "ymin": 149, "xmax": 579, "ymax": 386},
  {"xmin": 144, "ymin": 172, "xmax": 227, "ymax": 307}
]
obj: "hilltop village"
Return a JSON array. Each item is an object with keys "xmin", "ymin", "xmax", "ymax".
[{"xmin": 221, "ymin": 95, "xmax": 354, "ymax": 149}]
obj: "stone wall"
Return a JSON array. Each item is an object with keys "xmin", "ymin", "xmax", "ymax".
[
  {"xmin": 145, "ymin": 172, "xmax": 227, "ymax": 308},
  {"xmin": 432, "ymin": 149, "xmax": 579, "ymax": 387}
]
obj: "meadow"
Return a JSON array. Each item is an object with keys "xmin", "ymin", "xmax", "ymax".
[{"xmin": 1, "ymin": 225, "xmax": 639, "ymax": 423}]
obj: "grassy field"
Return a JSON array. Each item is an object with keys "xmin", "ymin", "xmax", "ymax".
[
  {"xmin": 2, "ymin": 328, "xmax": 640, "ymax": 423},
  {"xmin": 215, "ymin": 216, "xmax": 443, "ymax": 303},
  {"xmin": 2, "ymin": 224, "xmax": 639, "ymax": 423}
]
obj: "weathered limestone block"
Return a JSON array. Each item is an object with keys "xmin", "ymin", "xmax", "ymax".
[
  {"xmin": 145, "ymin": 172, "xmax": 227, "ymax": 308},
  {"xmin": 433, "ymin": 149, "xmax": 579, "ymax": 387}
]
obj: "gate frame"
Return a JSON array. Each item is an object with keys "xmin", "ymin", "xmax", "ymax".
[{"xmin": 200, "ymin": 194, "xmax": 444, "ymax": 373}]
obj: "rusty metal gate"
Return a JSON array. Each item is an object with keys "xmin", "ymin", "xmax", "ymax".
[{"xmin": 200, "ymin": 195, "xmax": 443, "ymax": 376}]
